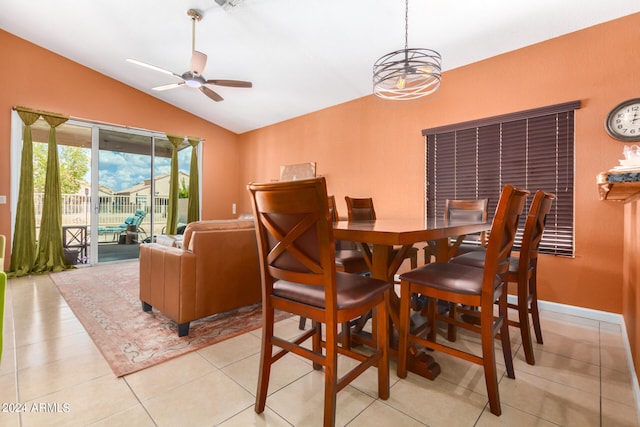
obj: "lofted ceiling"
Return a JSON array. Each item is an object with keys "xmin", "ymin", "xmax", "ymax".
[{"xmin": 1, "ymin": 0, "xmax": 639, "ymax": 134}]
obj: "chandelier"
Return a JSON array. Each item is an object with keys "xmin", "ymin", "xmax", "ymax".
[{"xmin": 373, "ymin": 0, "xmax": 441, "ymax": 100}]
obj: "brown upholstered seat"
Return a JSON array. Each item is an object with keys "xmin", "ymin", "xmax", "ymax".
[
  {"xmin": 248, "ymin": 177, "xmax": 390, "ymax": 427},
  {"xmin": 450, "ymin": 190, "xmax": 555, "ymax": 365},
  {"xmin": 397, "ymin": 184, "xmax": 528, "ymax": 416}
]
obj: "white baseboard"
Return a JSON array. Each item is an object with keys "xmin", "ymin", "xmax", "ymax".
[{"xmin": 533, "ymin": 297, "xmax": 623, "ymax": 324}]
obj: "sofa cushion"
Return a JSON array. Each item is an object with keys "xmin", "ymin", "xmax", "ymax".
[{"xmin": 182, "ymin": 219, "xmax": 255, "ymax": 250}]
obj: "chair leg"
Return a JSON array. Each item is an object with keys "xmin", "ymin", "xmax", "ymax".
[
  {"xmin": 312, "ymin": 321, "xmax": 323, "ymax": 370},
  {"xmin": 530, "ymin": 270, "xmax": 544, "ymax": 345},
  {"xmin": 481, "ymin": 308, "xmax": 502, "ymax": 416},
  {"xmin": 397, "ymin": 280, "xmax": 412, "ymax": 379},
  {"xmin": 499, "ymin": 292, "xmax": 515, "ymax": 380},
  {"xmin": 447, "ymin": 302, "xmax": 457, "ymax": 342},
  {"xmin": 298, "ymin": 316, "xmax": 307, "ymax": 330},
  {"xmin": 340, "ymin": 321, "xmax": 352, "ymax": 348},
  {"xmin": 255, "ymin": 305, "xmax": 275, "ymax": 414},
  {"xmin": 427, "ymin": 297, "xmax": 438, "ymax": 342},
  {"xmin": 518, "ymin": 278, "xmax": 535, "ymax": 365},
  {"xmin": 375, "ymin": 300, "xmax": 390, "ymax": 399},
  {"xmin": 323, "ymin": 322, "xmax": 339, "ymax": 427}
]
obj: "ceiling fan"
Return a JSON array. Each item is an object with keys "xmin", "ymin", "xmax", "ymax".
[{"xmin": 127, "ymin": 8, "xmax": 252, "ymax": 102}]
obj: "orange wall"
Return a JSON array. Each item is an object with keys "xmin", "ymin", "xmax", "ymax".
[
  {"xmin": 238, "ymin": 13, "xmax": 640, "ymax": 315},
  {"xmin": 0, "ymin": 29, "xmax": 243, "ymax": 270}
]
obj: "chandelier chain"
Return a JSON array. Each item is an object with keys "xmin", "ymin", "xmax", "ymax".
[{"xmin": 404, "ymin": 0, "xmax": 409, "ymax": 49}]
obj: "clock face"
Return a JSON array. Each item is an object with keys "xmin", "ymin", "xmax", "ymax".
[{"xmin": 606, "ymin": 98, "xmax": 640, "ymax": 141}]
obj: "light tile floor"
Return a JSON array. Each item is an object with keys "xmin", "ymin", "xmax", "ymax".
[{"xmin": 1, "ymin": 273, "xmax": 639, "ymax": 426}]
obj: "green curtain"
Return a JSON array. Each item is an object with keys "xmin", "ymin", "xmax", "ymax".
[
  {"xmin": 9, "ymin": 109, "xmax": 40, "ymax": 277},
  {"xmin": 187, "ymin": 137, "xmax": 200, "ymax": 223},
  {"xmin": 165, "ymin": 135, "xmax": 182, "ymax": 235},
  {"xmin": 32, "ymin": 114, "xmax": 70, "ymax": 273}
]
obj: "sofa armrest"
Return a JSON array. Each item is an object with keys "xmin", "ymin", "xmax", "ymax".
[{"xmin": 139, "ymin": 244, "xmax": 196, "ymax": 323}]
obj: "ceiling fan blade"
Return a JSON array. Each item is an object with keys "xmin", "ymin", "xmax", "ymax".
[
  {"xmin": 205, "ymin": 79, "xmax": 253, "ymax": 88},
  {"xmin": 127, "ymin": 58, "xmax": 182, "ymax": 79},
  {"xmin": 190, "ymin": 51, "xmax": 207, "ymax": 75},
  {"xmin": 200, "ymin": 86, "xmax": 223, "ymax": 102},
  {"xmin": 152, "ymin": 82, "xmax": 184, "ymax": 91}
]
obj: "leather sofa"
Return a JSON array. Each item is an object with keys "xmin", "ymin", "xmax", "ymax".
[{"xmin": 139, "ymin": 219, "xmax": 262, "ymax": 336}]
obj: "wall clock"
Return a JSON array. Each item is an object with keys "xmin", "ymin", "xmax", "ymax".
[{"xmin": 605, "ymin": 98, "xmax": 640, "ymax": 141}]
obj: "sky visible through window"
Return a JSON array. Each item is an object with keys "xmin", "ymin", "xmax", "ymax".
[{"xmin": 97, "ymin": 148, "xmax": 191, "ymax": 193}]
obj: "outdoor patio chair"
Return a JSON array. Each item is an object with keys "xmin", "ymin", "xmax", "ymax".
[{"xmin": 98, "ymin": 209, "xmax": 147, "ymax": 242}]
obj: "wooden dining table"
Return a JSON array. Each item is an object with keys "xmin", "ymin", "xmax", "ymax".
[{"xmin": 333, "ymin": 217, "xmax": 490, "ymax": 380}]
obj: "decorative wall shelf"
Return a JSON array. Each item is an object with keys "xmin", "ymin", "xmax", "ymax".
[{"xmin": 597, "ymin": 170, "xmax": 640, "ymax": 201}]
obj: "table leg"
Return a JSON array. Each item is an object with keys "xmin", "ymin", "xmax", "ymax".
[{"xmin": 353, "ymin": 242, "xmax": 441, "ymax": 380}]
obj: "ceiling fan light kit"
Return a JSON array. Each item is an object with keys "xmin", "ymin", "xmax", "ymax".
[
  {"xmin": 373, "ymin": 0, "xmax": 441, "ymax": 100},
  {"xmin": 127, "ymin": 8, "xmax": 252, "ymax": 102}
]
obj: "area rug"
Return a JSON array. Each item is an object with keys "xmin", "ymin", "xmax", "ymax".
[{"xmin": 50, "ymin": 261, "xmax": 289, "ymax": 377}]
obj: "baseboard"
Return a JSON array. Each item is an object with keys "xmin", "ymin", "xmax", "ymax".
[{"xmin": 527, "ymin": 297, "xmax": 623, "ymax": 324}]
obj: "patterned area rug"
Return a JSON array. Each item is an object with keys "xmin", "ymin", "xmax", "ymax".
[{"xmin": 50, "ymin": 261, "xmax": 286, "ymax": 377}]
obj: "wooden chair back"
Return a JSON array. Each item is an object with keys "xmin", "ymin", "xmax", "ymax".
[
  {"xmin": 327, "ymin": 195, "xmax": 339, "ymax": 222},
  {"xmin": 345, "ymin": 197, "xmax": 376, "ymax": 221},
  {"xmin": 249, "ymin": 178, "xmax": 335, "ymax": 301},
  {"xmin": 517, "ymin": 190, "xmax": 555, "ymax": 276},
  {"xmin": 445, "ymin": 198, "xmax": 488, "ymax": 245},
  {"xmin": 482, "ymin": 187, "xmax": 527, "ymax": 288}
]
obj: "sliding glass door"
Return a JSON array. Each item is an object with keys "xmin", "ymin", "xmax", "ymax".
[
  {"xmin": 12, "ymin": 111, "xmax": 197, "ymax": 266},
  {"xmin": 96, "ymin": 129, "xmax": 153, "ymax": 262}
]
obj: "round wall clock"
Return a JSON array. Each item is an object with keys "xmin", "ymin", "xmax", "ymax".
[{"xmin": 605, "ymin": 98, "xmax": 640, "ymax": 141}]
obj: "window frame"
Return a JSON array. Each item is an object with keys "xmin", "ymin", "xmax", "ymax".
[{"xmin": 422, "ymin": 101, "xmax": 580, "ymax": 257}]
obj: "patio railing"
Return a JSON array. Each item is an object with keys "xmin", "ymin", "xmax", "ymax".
[{"xmin": 34, "ymin": 193, "xmax": 170, "ymax": 238}]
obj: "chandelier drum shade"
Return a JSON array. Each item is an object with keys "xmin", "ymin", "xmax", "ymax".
[{"xmin": 373, "ymin": 0, "xmax": 441, "ymax": 100}]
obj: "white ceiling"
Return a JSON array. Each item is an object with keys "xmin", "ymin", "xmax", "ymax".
[{"xmin": 1, "ymin": 0, "xmax": 639, "ymax": 134}]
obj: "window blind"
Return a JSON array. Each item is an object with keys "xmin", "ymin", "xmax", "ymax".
[{"xmin": 423, "ymin": 101, "xmax": 580, "ymax": 257}]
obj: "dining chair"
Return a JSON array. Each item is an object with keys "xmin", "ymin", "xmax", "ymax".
[
  {"xmin": 248, "ymin": 177, "xmax": 391, "ymax": 427},
  {"xmin": 397, "ymin": 184, "xmax": 528, "ymax": 416},
  {"xmin": 344, "ymin": 196, "xmax": 418, "ymax": 269},
  {"xmin": 328, "ymin": 195, "xmax": 369, "ymax": 274},
  {"xmin": 450, "ymin": 190, "xmax": 555, "ymax": 365},
  {"xmin": 423, "ymin": 198, "xmax": 489, "ymax": 264},
  {"xmin": 298, "ymin": 195, "xmax": 370, "ymax": 331}
]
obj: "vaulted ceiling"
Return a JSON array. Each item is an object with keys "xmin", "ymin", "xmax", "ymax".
[{"xmin": 1, "ymin": 0, "xmax": 639, "ymax": 134}]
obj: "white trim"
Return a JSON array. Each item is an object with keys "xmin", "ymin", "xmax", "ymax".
[{"xmin": 524, "ymin": 296, "xmax": 623, "ymax": 324}]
